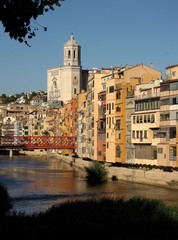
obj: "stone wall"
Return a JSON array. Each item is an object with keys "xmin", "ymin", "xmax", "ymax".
[
  {"xmin": 57, "ymin": 155, "xmax": 178, "ymax": 190},
  {"xmin": 23, "ymin": 151, "xmax": 178, "ymax": 190}
]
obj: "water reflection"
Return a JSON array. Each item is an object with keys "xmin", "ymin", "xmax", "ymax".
[{"xmin": 0, "ymin": 154, "xmax": 178, "ymax": 215}]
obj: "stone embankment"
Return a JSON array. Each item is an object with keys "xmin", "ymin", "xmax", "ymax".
[
  {"xmin": 57, "ymin": 154, "xmax": 178, "ymax": 190},
  {"xmin": 22, "ymin": 150, "xmax": 178, "ymax": 190}
]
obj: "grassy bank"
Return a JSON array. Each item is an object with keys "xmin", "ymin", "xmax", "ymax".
[{"xmin": 1, "ymin": 196, "xmax": 178, "ymax": 239}]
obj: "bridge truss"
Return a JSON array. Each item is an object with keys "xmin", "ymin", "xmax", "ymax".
[{"xmin": 0, "ymin": 136, "xmax": 75, "ymax": 150}]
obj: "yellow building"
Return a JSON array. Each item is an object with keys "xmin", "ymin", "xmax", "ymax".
[
  {"xmin": 106, "ymin": 64, "xmax": 162, "ymax": 163},
  {"xmin": 132, "ymin": 79, "xmax": 161, "ymax": 165},
  {"xmin": 76, "ymin": 90, "xmax": 87, "ymax": 158},
  {"xmin": 86, "ymin": 68, "xmax": 112, "ymax": 160}
]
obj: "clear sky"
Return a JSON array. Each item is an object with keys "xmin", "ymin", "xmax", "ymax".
[{"xmin": 0, "ymin": 0, "xmax": 178, "ymax": 95}]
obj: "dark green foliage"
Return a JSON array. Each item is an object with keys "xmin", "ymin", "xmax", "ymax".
[
  {"xmin": 0, "ymin": 183, "xmax": 12, "ymax": 216},
  {"xmin": 0, "ymin": 0, "xmax": 64, "ymax": 45},
  {"xmin": 111, "ymin": 161, "xmax": 178, "ymax": 172},
  {"xmin": 1, "ymin": 196, "xmax": 178, "ymax": 239},
  {"xmin": 85, "ymin": 161, "xmax": 108, "ymax": 185}
]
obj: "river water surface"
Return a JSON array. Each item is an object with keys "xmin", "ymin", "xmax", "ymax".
[{"xmin": 1, "ymin": 154, "xmax": 178, "ymax": 215}]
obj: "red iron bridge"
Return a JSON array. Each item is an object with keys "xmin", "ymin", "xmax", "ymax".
[{"xmin": 0, "ymin": 136, "xmax": 76, "ymax": 150}]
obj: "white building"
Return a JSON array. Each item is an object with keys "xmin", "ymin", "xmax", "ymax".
[{"xmin": 47, "ymin": 34, "xmax": 86, "ymax": 104}]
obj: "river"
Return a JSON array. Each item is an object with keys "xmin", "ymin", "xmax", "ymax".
[{"xmin": 1, "ymin": 154, "xmax": 178, "ymax": 215}]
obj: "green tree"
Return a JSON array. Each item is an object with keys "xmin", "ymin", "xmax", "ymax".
[
  {"xmin": 1, "ymin": 93, "xmax": 6, "ymax": 98},
  {"xmin": 0, "ymin": 0, "xmax": 64, "ymax": 46},
  {"xmin": 0, "ymin": 183, "xmax": 12, "ymax": 216}
]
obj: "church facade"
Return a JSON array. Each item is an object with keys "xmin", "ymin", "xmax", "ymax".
[{"xmin": 47, "ymin": 35, "xmax": 87, "ymax": 103}]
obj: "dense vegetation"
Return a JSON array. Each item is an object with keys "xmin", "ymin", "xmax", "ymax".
[
  {"xmin": 0, "ymin": 183, "xmax": 12, "ymax": 216},
  {"xmin": 1, "ymin": 183, "xmax": 178, "ymax": 239},
  {"xmin": 0, "ymin": 91, "xmax": 46, "ymax": 104},
  {"xmin": 85, "ymin": 161, "xmax": 108, "ymax": 184},
  {"xmin": 1, "ymin": 196, "xmax": 178, "ymax": 239}
]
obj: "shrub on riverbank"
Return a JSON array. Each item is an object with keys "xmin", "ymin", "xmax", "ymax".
[
  {"xmin": 1, "ymin": 196, "xmax": 178, "ymax": 239},
  {"xmin": 85, "ymin": 161, "xmax": 108, "ymax": 184}
]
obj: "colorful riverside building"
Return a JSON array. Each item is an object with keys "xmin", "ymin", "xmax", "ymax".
[
  {"xmin": 73, "ymin": 64, "xmax": 161, "ymax": 163},
  {"xmin": 131, "ymin": 79, "xmax": 161, "ymax": 165},
  {"xmin": 76, "ymin": 90, "xmax": 87, "ymax": 158},
  {"xmin": 86, "ymin": 68, "xmax": 112, "ymax": 160},
  {"xmin": 157, "ymin": 64, "xmax": 178, "ymax": 167},
  {"xmin": 104, "ymin": 64, "xmax": 162, "ymax": 163}
]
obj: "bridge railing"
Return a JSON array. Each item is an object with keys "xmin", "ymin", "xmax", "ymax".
[{"xmin": 0, "ymin": 136, "xmax": 75, "ymax": 149}]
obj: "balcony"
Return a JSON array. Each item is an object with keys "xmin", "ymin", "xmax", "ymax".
[{"xmin": 135, "ymin": 92, "xmax": 159, "ymax": 100}]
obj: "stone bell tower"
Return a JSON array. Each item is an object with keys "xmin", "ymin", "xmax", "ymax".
[
  {"xmin": 64, "ymin": 34, "xmax": 81, "ymax": 66},
  {"xmin": 47, "ymin": 34, "xmax": 82, "ymax": 103}
]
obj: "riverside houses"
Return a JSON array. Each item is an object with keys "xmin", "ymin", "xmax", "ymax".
[
  {"xmin": 105, "ymin": 64, "xmax": 161, "ymax": 163},
  {"xmin": 2, "ymin": 35, "xmax": 178, "ymax": 167}
]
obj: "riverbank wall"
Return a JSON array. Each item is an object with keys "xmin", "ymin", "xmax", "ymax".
[
  {"xmin": 21, "ymin": 150, "xmax": 178, "ymax": 190},
  {"xmin": 57, "ymin": 154, "xmax": 178, "ymax": 190}
]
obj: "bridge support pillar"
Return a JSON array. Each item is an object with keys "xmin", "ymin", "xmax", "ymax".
[{"xmin": 9, "ymin": 149, "xmax": 13, "ymax": 158}]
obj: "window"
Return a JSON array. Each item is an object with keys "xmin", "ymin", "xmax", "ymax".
[
  {"xmin": 109, "ymin": 117, "xmax": 111, "ymax": 128},
  {"xmin": 136, "ymin": 102, "xmax": 141, "ymax": 111},
  {"xmin": 74, "ymin": 88, "xmax": 77, "ymax": 94},
  {"xmin": 140, "ymin": 115, "xmax": 143, "ymax": 123},
  {"xmin": 151, "ymin": 101, "xmax": 155, "ymax": 109},
  {"xmin": 139, "ymin": 130, "xmax": 143, "ymax": 140},
  {"xmin": 144, "ymin": 115, "xmax": 147, "ymax": 123},
  {"xmin": 136, "ymin": 131, "xmax": 139, "ymax": 138},
  {"xmin": 172, "ymin": 97, "xmax": 178, "ymax": 105},
  {"xmin": 116, "ymin": 105, "xmax": 121, "ymax": 112},
  {"xmin": 176, "ymin": 112, "xmax": 178, "ymax": 120},
  {"xmin": 133, "ymin": 116, "xmax": 136, "ymax": 123},
  {"xmin": 68, "ymin": 50, "xmax": 71, "ymax": 58},
  {"xmin": 132, "ymin": 131, "xmax": 135, "ymax": 139},
  {"xmin": 140, "ymin": 102, "xmax": 144, "ymax": 111},
  {"xmin": 115, "ymin": 119, "xmax": 121, "ymax": 130},
  {"xmin": 116, "ymin": 91, "xmax": 121, "ymax": 99},
  {"xmin": 136, "ymin": 116, "xmax": 139, "ymax": 123},
  {"xmin": 170, "ymin": 127, "xmax": 176, "ymax": 138},
  {"xmin": 170, "ymin": 146, "xmax": 176, "ymax": 161},
  {"xmin": 147, "ymin": 114, "xmax": 150, "ymax": 122},
  {"xmin": 145, "ymin": 101, "xmax": 149, "ymax": 110},
  {"xmin": 109, "ymin": 103, "xmax": 111, "ymax": 114},
  {"xmin": 116, "ymin": 145, "xmax": 121, "ymax": 158},
  {"xmin": 109, "ymin": 86, "xmax": 114, "ymax": 93},
  {"xmin": 160, "ymin": 113, "xmax": 170, "ymax": 121},
  {"xmin": 153, "ymin": 151, "xmax": 157, "ymax": 159},
  {"xmin": 98, "ymin": 151, "xmax": 102, "ymax": 156},
  {"xmin": 116, "ymin": 132, "xmax": 121, "ymax": 139},
  {"xmin": 144, "ymin": 130, "xmax": 147, "ymax": 139},
  {"xmin": 151, "ymin": 114, "xmax": 155, "ymax": 123}
]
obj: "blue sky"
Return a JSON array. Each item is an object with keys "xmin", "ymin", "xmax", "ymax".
[{"xmin": 0, "ymin": 0, "xmax": 178, "ymax": 95}]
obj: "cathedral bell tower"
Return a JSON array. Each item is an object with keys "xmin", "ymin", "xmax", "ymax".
[
  {"xmin": 47, "ymin": 34, "xmax": 82, "ymax": 103},
  {"xmin": 64, "ymin": 34, "xmax": 81, "ymax": 66}
]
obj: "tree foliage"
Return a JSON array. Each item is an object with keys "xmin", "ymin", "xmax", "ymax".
[
  {"xmin": 0, "ymin": 183, "xmax": 12, "ymax": 216},
  {"xmin": 0, "ymin": 0, "xmax": 64, "ymax": 46}
]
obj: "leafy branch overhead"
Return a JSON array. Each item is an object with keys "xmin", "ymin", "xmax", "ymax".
[{"xmin": 0, "ymin": 0, "xmax": 64, "ymax": 46}]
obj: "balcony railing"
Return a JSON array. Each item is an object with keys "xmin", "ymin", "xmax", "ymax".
[{"xmin": 135, "ymin": 92, "xmax": 159, "ymax": 100}]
